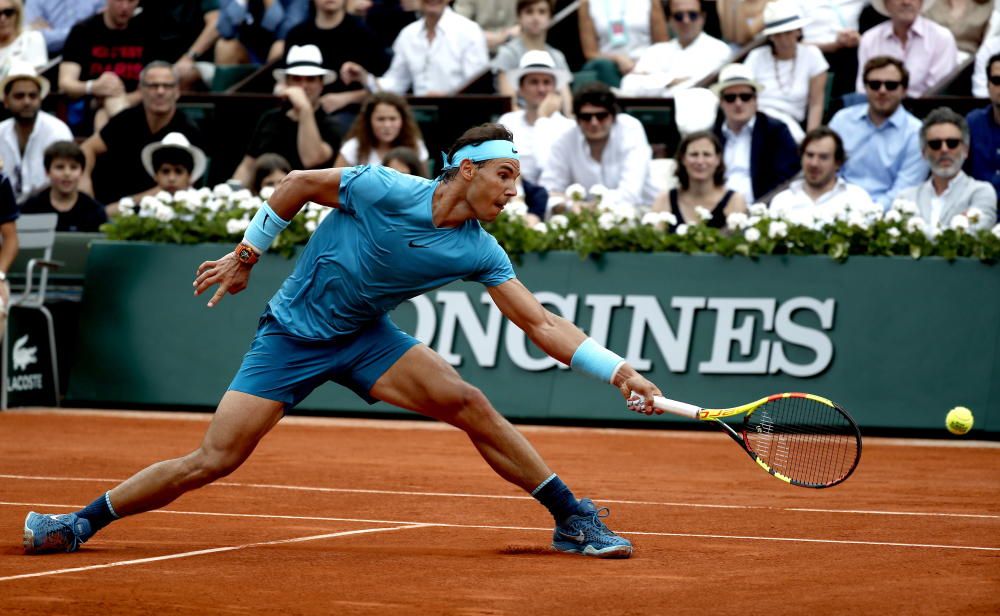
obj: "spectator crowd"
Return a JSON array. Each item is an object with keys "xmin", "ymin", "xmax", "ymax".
[{"xmin": 0, "ymin": 0, "xmax": 996, "ymax": 289}]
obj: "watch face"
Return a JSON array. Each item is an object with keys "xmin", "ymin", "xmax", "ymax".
[{"xmin": 237, "ymin": 247, "xmax": 255, "ymax": 263}]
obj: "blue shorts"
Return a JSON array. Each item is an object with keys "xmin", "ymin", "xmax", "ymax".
[{"xmin": 228, "ymin": 311, "xmax": 420, "ymax": 408}]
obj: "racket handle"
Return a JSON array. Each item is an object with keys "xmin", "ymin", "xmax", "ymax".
[{"xmin": 651, "ymin": 395, "xmax": 701, "ymax": 419}]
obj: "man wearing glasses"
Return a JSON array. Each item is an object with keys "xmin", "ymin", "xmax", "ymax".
[
  {"xmin": 829, "ymin": 56, "xmax": 927, "ymax": 210},
  {"xmin": 898, "ymin": 108, "xmax": 996, "ymax": 230},
  {"xmin": 618, "ymin": 0, "xmax": 731, "ymax": 97},
  {"xmin": 79, "ymin": 61, "xmax": 203, "ymax": 211},
  {"xmin": 710, "ymin": 63, "xmax": 799, "ymax": 204},
  {"xmin": 540, "ymin": 82, "xmax": 658, "ymax": 209},
  {"xmin": 966, "ymin": 52, "xmax": 1000, "ymax": 199}
]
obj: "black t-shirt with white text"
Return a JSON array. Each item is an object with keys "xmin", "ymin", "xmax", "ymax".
[{"xmin": 62, "ymin": 12, "xmax": 153, "ymax": 91}]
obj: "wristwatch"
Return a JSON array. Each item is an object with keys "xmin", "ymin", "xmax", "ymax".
[
  {"xmin": 234, "ymin": 242, "xmax": 260, "ymax": 266},
  {"xmin": 0, "ymin": 271, "xmax": 6, "ymax": 281}
]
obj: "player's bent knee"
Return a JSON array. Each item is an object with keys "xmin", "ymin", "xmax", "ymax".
[{"xmin": 188, "ymin": 448, "xmax": 246, "ymax": 484}]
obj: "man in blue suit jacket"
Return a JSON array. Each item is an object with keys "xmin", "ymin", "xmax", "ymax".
[{"xmin": 710, "ymin": 64, "xmax": 800, "ymax": 204}]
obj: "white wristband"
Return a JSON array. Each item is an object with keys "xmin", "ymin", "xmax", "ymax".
[{"xmin": 85, "ymin": 80, "xmax": 94, "ymax": 95}]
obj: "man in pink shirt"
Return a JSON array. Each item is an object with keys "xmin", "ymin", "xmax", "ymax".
[{"xmin": 855, "ymin": 0, "xmax": 957, "ymax": 97}]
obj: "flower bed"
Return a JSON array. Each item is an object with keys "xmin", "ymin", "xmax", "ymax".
[{"xmin": 102, "ymin": 182, "xmax": 1000, "ymax": 262}]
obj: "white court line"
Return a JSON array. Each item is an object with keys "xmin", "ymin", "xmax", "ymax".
[
  {"xmin": 2, "ymin": 473, "xmax": 998, "ymax": 520},
  {"xmin": 1, "ymin": 523, "xmax": 428, "ymax": 582},
  {"xmin": 1, "ymin": 501, "xmax": 997, "ymax": 555},
  {"xmin": 4, "ymin": 407, "xmax": 1000, "ymax": 448}
]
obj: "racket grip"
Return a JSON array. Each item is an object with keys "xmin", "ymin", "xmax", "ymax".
[{"xmin": 652, "ymin": 396, "xmax": 701, "ymax": 419}]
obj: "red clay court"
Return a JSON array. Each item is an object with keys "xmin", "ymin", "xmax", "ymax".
[{"xmin": 1, "ymin": 408, "xmax": 998, "ymax": 615}]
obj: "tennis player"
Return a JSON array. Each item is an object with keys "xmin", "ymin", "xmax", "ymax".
[{"xmin": 23, "ymin": 124, "xmax": 662, "ymax": 559}]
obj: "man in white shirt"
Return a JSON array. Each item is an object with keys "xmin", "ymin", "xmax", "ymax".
[
  {"xmin": 540, "ymin": 82, "xmax": 658, "ymax": 208},
  {"xmin": 340, "ymin": 0, "xmax": 489, "ymax": 96},
  {"xmin": 769, "ymin": 126, "xmax": 875, "ymax": 219},
  {"xmin": 899, "ymin": 107, "xmax": 997, "ymax": 231},
  {"xmin": 0, "ymin": 61, "xmax": 73, "ymax": 203},
  {"xmin": 618, "ymin": 0, "xmax": 731, "ymax": 97},
  {"xmin": 497, "ymin": 50, "xmax": 574, "ymax": 186},
  {"xmin": 796, "ymin": 0, "xmax": 866, "ymax": 96}
]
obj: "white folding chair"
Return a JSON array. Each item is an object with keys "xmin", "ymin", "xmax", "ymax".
[{"xmin": 2, "ymin": 213, "xmax": 62, "ymax": 409}]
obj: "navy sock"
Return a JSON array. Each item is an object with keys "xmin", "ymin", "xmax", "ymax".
[
  {"xmin": 75, "ymin": 492, "xmax": 120, "ymax": 536},
  {"xmin": 531, "ymin": 474, "xmax": 580, "ymax": 524}
]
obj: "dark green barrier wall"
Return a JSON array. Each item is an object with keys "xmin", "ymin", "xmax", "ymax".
[{"xmin": 67, "ymin": 242, "xmax": 1000, "ymax": 434}]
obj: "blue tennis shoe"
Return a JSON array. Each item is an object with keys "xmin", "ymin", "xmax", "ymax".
[
  {"xmin": 23, "ymin": 512, "xmax": 92, "ymax": 555},
  {"xmin": 552, "ymin": 498, "xmax": 632, "ymax": 558}
]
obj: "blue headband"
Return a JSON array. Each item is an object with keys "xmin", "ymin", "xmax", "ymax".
[{"xmin": 440, "ymin": 140, "xmax": 519, "ymax": 170}]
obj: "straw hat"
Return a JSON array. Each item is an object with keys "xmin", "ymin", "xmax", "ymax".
[
  {"xmin": 507, "ymin": 49, "xmax": 571, "ymax": 90},
  {"xmin": 760, "ymin": 0, "xmax": 811, "ymax": 37},
  {"xmin": 0, "ymin": 60, "xmax": 50, "ymax": 99},
  {"xmin": 141, "ymin": 132, "xmax": 208, "ymax": 182},
  {"xmin": 709, "ymin": 63, "xmax": 765, "ymax": 96},
  {"xmin": 871, "ymin": 0, "xmax": 936, "ymax": 17},
  {"xmin": 272, "ymin": 44, "xmax": 336, "ymax": 85}
]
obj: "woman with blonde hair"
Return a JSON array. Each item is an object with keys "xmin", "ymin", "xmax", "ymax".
[
  {"xmin": 0, "ymin": 0, "xmax": 46, "ymax": 77},
  {"xmin": 334, "ymin": 91, "xmax": 429, "ymax": 175}
]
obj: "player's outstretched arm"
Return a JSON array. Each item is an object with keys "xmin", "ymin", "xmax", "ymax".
[
  {"xmin": 488, "ymin": 279, "xmax": 663, "ymax": 413},
  {"xmin": 192, "ymin": 168, "xmax": 348, "ymax": 308}
]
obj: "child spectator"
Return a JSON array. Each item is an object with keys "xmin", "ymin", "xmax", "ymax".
[
  {"xmin": 382, "ymin": 146, "xmax": 427, "ymax": 177},
  {"xmin": 20, "ymin": 141, "xmax": 106, "ymax": 232},
  {"xmin": 251, "ymin": 153, "xmax": 292, "ymax": 196},
  {"xmin": 141, "ymin": 132, "xmax": 207, "ymax": 195}
]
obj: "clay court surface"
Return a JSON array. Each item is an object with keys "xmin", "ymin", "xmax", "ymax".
[{"xmin": 0, "ymin": 408, "xmax": 997, "ymax": 615}]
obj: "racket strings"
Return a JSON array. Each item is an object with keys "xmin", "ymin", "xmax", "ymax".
[{"xmin": 744, "ymin": 397, "xmax": 860, "ymax": 487}]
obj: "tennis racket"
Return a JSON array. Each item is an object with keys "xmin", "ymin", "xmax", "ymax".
[{"xmin": 628, "ymin": 392, "xmax": 862, "ymax": 489}]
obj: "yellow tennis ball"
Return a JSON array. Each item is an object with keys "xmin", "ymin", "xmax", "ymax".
[{"xmin": 946, "ymin": 406, "xmax": 974, "ymax": 435}]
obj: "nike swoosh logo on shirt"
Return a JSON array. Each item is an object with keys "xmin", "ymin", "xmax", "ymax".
[
  {"xmin": 558, "ymin": 529, "xmax": 586, "ymax": 543},
  {"xmin": 408, "ymin": 240, "xmax": 430, "ymax": 248}
]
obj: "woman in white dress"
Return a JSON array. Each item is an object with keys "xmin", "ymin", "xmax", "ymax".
[
  {"xmin": 334, "ymin": 91, "xmax": 429, "ymax": 176},
  {"xmin": 744, "ymin": 0, "xmax": 828, "ymax": 143},
  {"xmin": 0, "ymin": 0, "xmax": 46, "ymax": 80}
]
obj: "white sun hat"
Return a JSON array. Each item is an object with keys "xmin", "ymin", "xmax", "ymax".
[
  {"xmin": 141, "ymin": 132, "xmax": 208, "ymax": 182},
  {"xmin": 709, "ymin": 63, "xmax": 765, "ymax": 96},
  {"xmin": 507, "ymin": 49, "xmax": 571, "ymax": 90},
  {"xmin": 760, "ymin": 0, "xmax": 811, "ymax": 37},
  {"xmin": 0, "ymin": 60, "xmax": 50, "ymax": 99},
  {"xmin": 272, "ymin": 44, "xmax": 336, "ymax": 85}
]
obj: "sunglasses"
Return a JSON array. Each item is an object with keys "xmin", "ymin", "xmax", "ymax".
[
  {"xmin": 578, "ymin": 111, "xmax": 611, "ymax": 123},
  {"xmin": 0, "ymin": 8, "xmax": 16, "ymax": 18},
  {"xmin": 990, "ymin": 75, "xmax": 1000, "ymax": 86},
  {"xmin": 671, "ymin": 11, "xmax": 700, "ymax": 22},
  {"xmin": 926, "ymin": 138, "xmax": 962, "ymax": 151},
  {"xmin": 721, "ymin": 92, "xmax": 755, "ymax": 103},
  {"xmin": 865, "ymin": 79, "xmax": 903, "ymax": 91}
]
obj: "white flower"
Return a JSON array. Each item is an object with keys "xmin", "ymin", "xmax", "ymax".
[
  {"xmin": 726, "ymin": 211, "xmax": 749, "ymax": 230},
  {"xmin": 887, "ymin": 227, "xmax": 901, "ymax": 239},
  {"xmin": 226, "ymin": 217, "xmax": 251, "ymax": 235},
  {"xmin": 505, "ymin": 199, "xmax": 528, "ymax": 218},
  {"xmin": 138, "ymin": 195, "xmax": 161, "ymax": 217},
  {"xmin": 744, "ymin": 227, "xmax": 761, "ymax": 242},
  {"xmin": 565, "ymin": 183, "xmax": 586, "ymax": 201},
  {"xmin": 949, "ymin": 214, "xmax": 970, "ymax": 232},
  {"xmin": 117, "ymin": 197, "xmax": 135, "ymax": 217},
  {"xmin": 588, "ymin": 184, "xmax": 609, "ymax": 198},
  {"xmin": 663, "ymin": 211, "xmax": 678, "ymax": 227},
  {"xmin": 783, "ymin": 208, "xmax": 815, "ymax": 229},
  {"xmin": 891, "ymin": 197, "xmax": 918, "ymax": 215},
  {"xmin": 925, "ymin": 223, "xmax": 940, "ymax": 240},
  {"xmin": 238, "ymin": 196, "xmax": 262, "ymax": 211},
  {"xmin": 905, "ymin": 217, "xmax": 926, "ymax": 234},
  {"xmin": 768, "ymin": 220, "xmax": 788, "ymax": 239},
  {"xmin": 694, "ymin": 205, "xmax": 713, "ymax": 222},
  {"xmin": 549, "ymin": 214, "xmax": 569, "ymax": 229},
  {"xmin": 231, "ymin": 189, "xmax": 253, "ymax": 203},
  {"xmin": 883, "ymin": 210, "xmax": 903, "ymax": 224},
  {"xmin": 153, "ymin": 204, "xmax": 175, "ymax": 222},
  {"xmin": 966, "ymin": 208, "xmax": 984, "ymax": 225},
  {"xmin": 259, "ymin": 186, "xmax": 276, "ymax": 201},
  {"xmin": 305, "ymin": 219, "xmax": 317, "ymax": 233},
  {"xmin": 746, "ymin": 215, "xmax": 761, "ymax": 228},
  {"xmin": 597, "ymin": 212, "xmax": 617, "ymax": 230},
  {"xmin": 155, "ymin": 190, "xmax": 173, "ymax": 203},
  {"xmin": 213, "ymin": 183, "xmax": 233, "ymax": 199},
  {"xmin": 847, "ymin": 211, "xmax": 868, "ymax": 229},
  {"xmin": 567, "ymin": 229, "xmax": 577, "ymax": 240},
  {"xmin": 605, "ymin": 200, "xmax": 638, "ymax": 223},
  {"xmin": 991, "ymin": 224, "xmax": 1000, "ymax": 240},
  {"xmin": 203, "ymin": 198, "xmax": 224, "ymax": 214},
  {"xmin": 675, "ymin": 223, "xmax": 689, "ymax": 236},
  {"xmin": 749, "ymin": 202, "xmax": 768, "ymax": 216},
  {"xmin": 641, "ymin": 211, "xmax": 673, "ymax": 229},
  {"xmin": 532, "ymin": 222, "xmax": 548, "ymax": 234}
]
